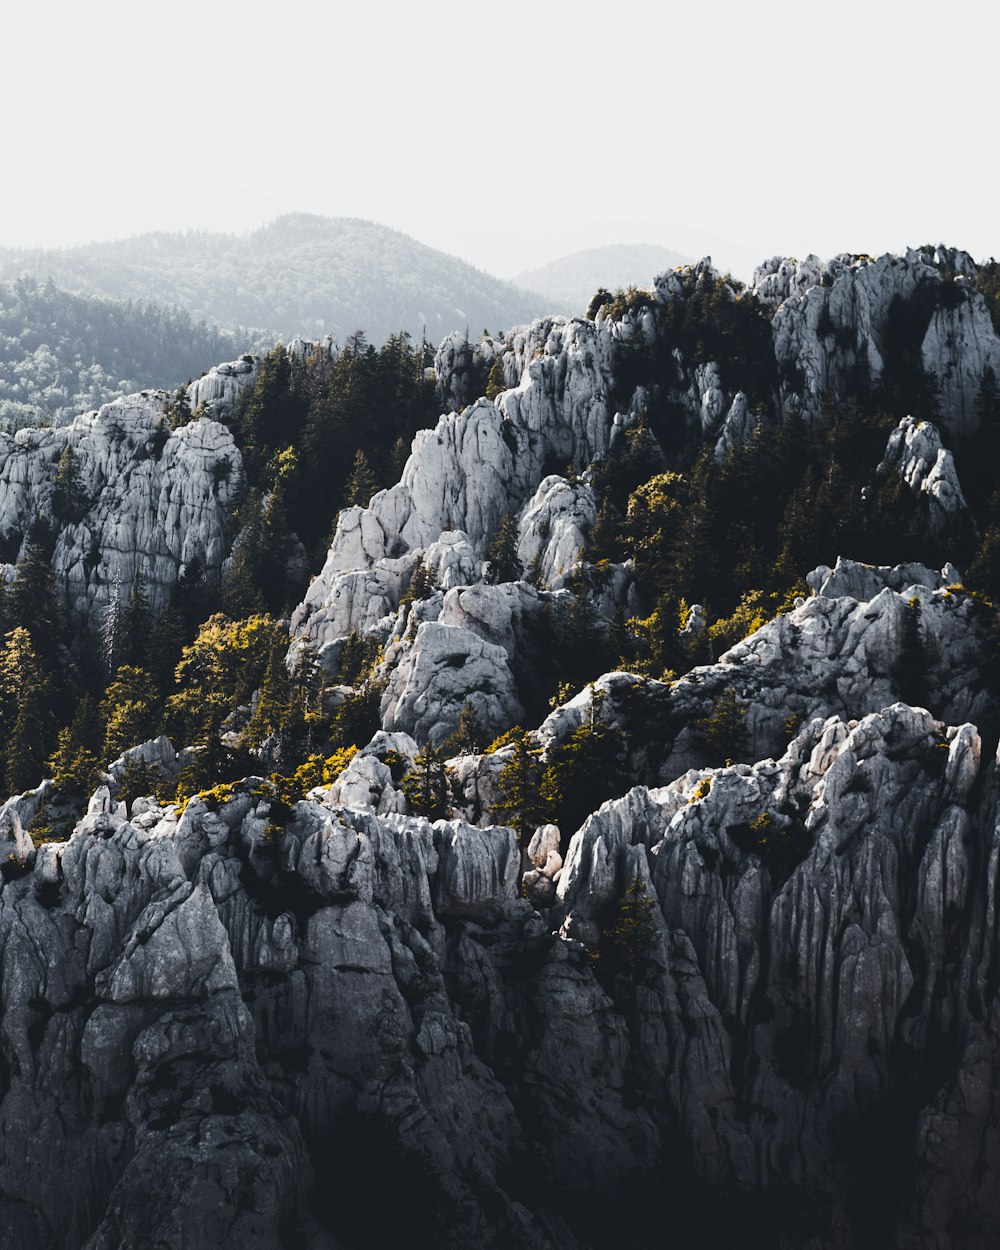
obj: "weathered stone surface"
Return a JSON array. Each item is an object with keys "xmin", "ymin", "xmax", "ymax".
[
  {"xmin": 880, "ymin": 415, "xmax": 971, "ymax": 531},
  {"xmin": 0, "ymin": 396, "xmax": 239, "ymax": 623}
]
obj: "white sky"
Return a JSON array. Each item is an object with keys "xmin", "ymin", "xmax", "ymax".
[{"xmin": 3, "ymin": 0, "xmax": 997, "ymax": 280}]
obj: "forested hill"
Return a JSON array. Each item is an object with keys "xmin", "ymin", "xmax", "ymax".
[
  {"xmin": 0, "ymin": 214, "xmax": 549, "ymax": 346},
  {"xmin": 0, "ymin": 275, "xmax": 246, "ymax": 428}
]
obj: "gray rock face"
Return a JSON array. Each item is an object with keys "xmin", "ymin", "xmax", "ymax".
[
  {"xmin": 0, "ymin": 397, "xmax": 240, "ymax": 621},
  {"xmin": 880, "ymin": 415, "xmax": 971, "ymax": 531},
  {"xmin": 754, "ymin": 249, "xmax": 1000, "ymax": 436},
  {"xmin": 5, "ymin": 672, "xmax": 1000, "ymax": 1249},
  {"xmin": 516, "ymin": 474, "xmax": 597, "ymax": 588},
  {"xmin": 185, "ymin": 355, "xmax": 258, "ymax": 418},
  {"xmin": 534, "ymin": 560, "xmax": 991, "ymax": 797},
  {"xmin": 290, "ymin": 311, "xmax": 638, "ymax": 660}
]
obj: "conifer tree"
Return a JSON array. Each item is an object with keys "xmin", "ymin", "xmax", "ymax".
[
  {"xmin": 120, "ymin": 572, "xmax": 151, "ymax": 669},
  {"xmin": 52, "ymin": 444, "xmax": 87, "ymax": 522},
  {"xmin": 99, "ymin": 665, "xmax": 160, "ymax": 763},
  {"xmin": 485, "ymin": 512, "xmax": 522, "ymax": 584},
  {"xmin": 343, "ymin": 449, "xmax": 377, "ymax": 509},
  {"xmin": 0, "ymin": 626, "xmax": 56, "ymax": 794},
  {"xmin": 47, "ymin": 694, "xmax": 101, "ymax": 796},
  {"xmin": 402, "ymin": 744, "xmax": 449, "ymax": 819},
  {"xmin": 494, "ymin": 730, "xmax": 552, "ymax": 845}
]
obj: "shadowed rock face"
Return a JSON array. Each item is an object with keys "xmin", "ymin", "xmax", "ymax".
[
  {"xmin": 1, "ymin": 676, "xmax": 1000, "ymax": 1250},
  {"xmin": 3, "ymin": 248, "xmax": 1000, "ymax": 1246}
]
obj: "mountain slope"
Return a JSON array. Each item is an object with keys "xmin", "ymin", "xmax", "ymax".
[
  {"xmin": 2, "ymin": 244, "xmax": 1000, "ymax": 1247},
  {"xmin": 0, "ymin": 214, "xmax": 550, "ymax": 345},
  {"xmin": 514, "ymin": 242, "xmax": 693, "ymax": 315},
  {"xmin": 0, "ymin": 276, "xmax": 246, "ymax": 428}
]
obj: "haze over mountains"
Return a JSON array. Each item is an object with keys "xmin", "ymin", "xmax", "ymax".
[
  {"xmin": 0, "ymin": 214, "xmax": 551, "ymax": 348},
  {"xmin": 514, "ymin": 243, "xmax": 694, "ymax": 316}
]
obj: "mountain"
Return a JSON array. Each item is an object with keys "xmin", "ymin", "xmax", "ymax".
[
  {"xmin": 0, "ymin": 275, "xmax": 247, "ymax": 428},
  {"xmin": 0, "ymin": 214, "xmax": 550, "ymax": 346},
  {"xmin": 2, "ymin": 244, "xmax": 1000, "ymax": 1247},
  {"xmin": 514, "ymin": 242, "xmax": 693, "ymax": 315}
]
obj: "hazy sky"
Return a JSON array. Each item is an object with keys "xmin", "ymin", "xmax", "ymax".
[{"xmin": 3, "ymin": 0, "xmax": 997, "ymax": 279}]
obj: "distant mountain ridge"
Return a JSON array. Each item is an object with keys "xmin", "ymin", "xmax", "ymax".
[
  {"xmin": 0, "ymin": 276, "xmax": 243, "ymax": 428},
  {"xmin": 515, "ymin": 243, "xmax": 694, "ymax": 315},
  {"xmin": 0, "ymin": 214, "xmax": 550, "ymax": 346}
]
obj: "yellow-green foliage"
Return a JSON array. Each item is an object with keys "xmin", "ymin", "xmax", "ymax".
[
  {"xmin": 706, "ymin": 582, "xmax": 807, "ymax": 658},
  {"xmin": 284, "ymin": 744, "xmax": 359, "ymax": 798},
  {"xmin": 484, "ymin": 725, "xmax": 526, "ymax": 754},
  {"xmin": 167, "ymin": 613, "xmax": 288, "ymax": 743},
  {"xmin": 690, "ymin": 776, "xmax": 712, "ymax": 802}
]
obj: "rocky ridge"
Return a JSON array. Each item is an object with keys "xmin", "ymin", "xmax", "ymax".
[
  {"xmin": 3, "ymin": 244, "xmax": 1000, "ymax": 1246},
  {"xmin": 0, "ymin": 394, "xmax": 241, "ymax": 620},
  {"xmin": 1, "ymin": 551, "xmax": 1000, "ymax": 1247}
]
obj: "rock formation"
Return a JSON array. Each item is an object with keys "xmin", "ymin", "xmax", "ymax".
[
  {"xmin": 3, "ymin": 244, "xmax": 1000, "ymax": 1247},
  {"xmin": 0, "ymin": 395, "xmax": 239, "ymax": 621}
]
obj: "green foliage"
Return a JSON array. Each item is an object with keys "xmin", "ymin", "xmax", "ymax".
[
  {"xmin": 401, "ymin": 744, "xmax": 449, "ymax": 819},
  {"xmin": 690, "ymin": 776, "xmax": 712, "ymax": 802},
  {"xmin": 485, "ymin": 512, "xmax": 522, "ymax": 584},
  {"xmin": 601, "ymin": 877, "xmax": 658, "ymax": 973},
  {"xmin": 343, "ymin": 448, "xmax": 378, "ymax": 509},
  {"xmin": 484, "ymin": 357, "xmax": 507, "ymax": 401},
  {"xmin": 442, "ymin": 703, "xmax": 488, "ymax": 756},
  {"xmin": 493, "ymin": 731, "xmax": 554, "ymax": 844},
  {"xmin": 116, "ymin": 754, "xmax": 166, "ymax": 811},
  {"xmin": 0, "ymin": 626, "xmax": 56, "ymax": 794},
  {"xmin": 99, "ymin": 666, "xmax": 160, "ymax": 762},
  {"xmin": 693, "ymin": 687, "xmax": 747, "ymax": 767},
  {"xmin": 336, "ymin": 633, "xmax": 382, "ymax": 686},
  {"xmin": 47, "ymin": 694, "xmax": 101, "ymax": 796},
  {"xmin": 281, "ymin": 744, "xmax": 359, "ymax": 800},
  {"xmin": 51, "ymin": 444, "xmax": 88, "ymax": 522},
  {"xmin": 222, "ymin": 453, "xmax": 302, "ymax": 618},
  {"xmin": 542, "ymin": 695, "xmax": 627, "ymax": 839},
  {"xmin": 894, "ymin": 595, "xmax": 927, "ymax": 708},
  {"xmin": 165, "ymin": 613, "xmax": 290, "ymax": 790},
  {"xmin": 400, "ymin": 561, "xmax": 439, "ymax": 607},
  {"xmin": 162, "ymin": 384, "xmax": 192, "ymax": 429}
]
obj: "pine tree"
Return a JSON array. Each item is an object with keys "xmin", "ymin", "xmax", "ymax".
[
  {"xmin": 693, "ymin": 686, "xmax": 747, "ymax": 766},
  {"xmin": 120, "ymin": 572, "xmax": 151, "ymax": 669},
  {"xmin": 894, "ymin": 596, "xmax": 926, "ymax": 708},
  {"xmin": 485, "ymin": 512, "xmax": 522, "ymax": 584},
  {"xmin": 0, "ymin": 626, "xmax": 56, "ymax": 794},
  {"xmin": 47, "ymin": 694, "xmax": 101, "ymax": 796},
  {"xmin": 343, "ymin": 449, "xmax": 377, "ymax": 508},
  {"xmin": 51, "ymin": 444, "xmax": 87, "ymax": 522},
  {"xmin": 99, "ymin": 665, "xmax": 160, "ymax": 762},
  {"xmin": 402, "ymin": 744, "xmax": 449, "ymax": 819},
  {"xmin": 494, "ymin": 730, "xmax": 552, "ymax": 845},
  {"xmin": 602, "ymin": 877, "xmax": 658, "ymax": 973}
]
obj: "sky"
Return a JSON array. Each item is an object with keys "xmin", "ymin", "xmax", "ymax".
[{"xmin": 3, "ymin": 0, "xmax": 997, "ymax": 281}]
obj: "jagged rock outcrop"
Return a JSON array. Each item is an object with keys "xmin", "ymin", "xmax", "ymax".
[
  {"xmin": 754, "ymin": 248, "xmax": 1000, "ymax": 435},
  {"xmin": 185, "ymin": 356, "xmax": 259, "ymax": 418},
  {"xmin": 515, "ymin": 474, "xmax": 597, "ymax": 587},
  {"xmin": 0, "ymin": 397, "xmax": 239, "ymax": 621},
  {"xmin": 880, "ymin": 415, "xmax": 971, "ymax": 531},
  {"xmin": 4, "ymin": 681, "xmax": 1000, "ymax": 1248},
  {"xmin": 290, "ymin": 311, "xmax": 644, "ymax": 661},
  {"xmin": 534, "ymin": 559, "xmax": 992, "ymax": 794}
]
